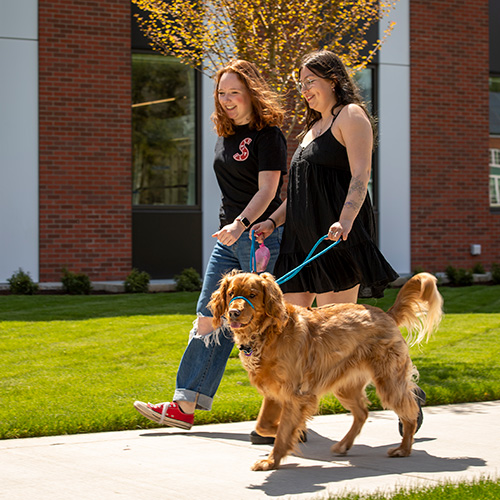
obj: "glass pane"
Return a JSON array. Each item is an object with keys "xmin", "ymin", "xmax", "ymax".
[
  {"xmin": 490, "ymin": 76, "xmax": 500, "ymax": 136},
  {"xmin": 354, "ymin": 67, "xmax": 374, "ymax": 200},
  {"xmin": 490, "ymin": 148, "xmax": 500, "ymax": 207},
  {"xmin": 132, "ymin": 54, "xmax": 197, "ymax": 206},
  {"xmin": 354, "ymin": 67, "xmax": 374, "ymax": 114}
]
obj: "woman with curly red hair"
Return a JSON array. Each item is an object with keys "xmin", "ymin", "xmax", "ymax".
[{"xmin": 134, "ymin": 60, "xmax": 287, "ymax": 429}]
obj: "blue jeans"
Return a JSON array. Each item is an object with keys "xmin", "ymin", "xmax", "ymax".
[{"xmin": 173, "ymin": 228, "xmax": 283, "ymax": 410}]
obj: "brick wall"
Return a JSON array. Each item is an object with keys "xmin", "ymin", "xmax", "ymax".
[
  {"xmin": 410, "ymin": 0, "xmax": 499, "ymax": 272},
  {"xmin": 39, "ymin": 0, "xmax": 132, "ymax": 282}
]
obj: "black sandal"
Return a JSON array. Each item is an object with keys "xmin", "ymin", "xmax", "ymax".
[
  {"xmin": 398, "ymin": 386, "xmax": 426, "ymax": 437},
  {"xmin": 250, "ymin": 429, "xmax": 308, "ymax": 444}
]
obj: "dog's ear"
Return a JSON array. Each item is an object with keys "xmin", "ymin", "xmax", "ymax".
[
  {"xmin": 260, "ymin": 273, "xmax": 287, "ymax": 332},
  {"xmin": 207, "ymin": 273, "xmax": 231, "ymax": 329},
  {"xmin": 208, "ymin": 270, "xmax": 242, "ymax": 329}
]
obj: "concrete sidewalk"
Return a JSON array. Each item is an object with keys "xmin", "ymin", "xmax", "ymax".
[{"xmin": 1, "ymin": 401, "xmax": 499, "ymax": 499}]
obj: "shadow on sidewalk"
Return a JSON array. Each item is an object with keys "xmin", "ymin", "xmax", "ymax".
[
  {"xmin": 247, "ymin": 430, "xmax": 487, "ymax": 498},
  {"xmin": 140, "ymin": 427, "xmax": 487, "ymax": 499}
]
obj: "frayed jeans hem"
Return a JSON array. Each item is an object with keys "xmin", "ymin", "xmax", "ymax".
[{"xmin": 173, "ymin": 389, "xmax": 213, "ymax": 411}]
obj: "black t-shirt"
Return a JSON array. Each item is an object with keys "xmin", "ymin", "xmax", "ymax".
[{"xmin": 213, "ymin": 124, "xmax": 287, "ymax": 229}]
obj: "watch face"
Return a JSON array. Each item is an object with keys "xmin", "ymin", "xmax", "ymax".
[{"xmin": 237, "ymin": 216, "xmax": 250, "ymax": 228}]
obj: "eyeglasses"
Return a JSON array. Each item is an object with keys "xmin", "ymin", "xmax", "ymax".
[{"xmin": 296, "ymin": 77, "xmax": 318, "ymax": 93}]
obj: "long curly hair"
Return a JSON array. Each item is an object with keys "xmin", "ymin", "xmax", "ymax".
[
  {"xmin": 298, "ymin": 50, "xmax": 376, "ymax": 142},
  {"xmin": 212, "ymin": 60, "xmax": 284, "ymax": 138}
]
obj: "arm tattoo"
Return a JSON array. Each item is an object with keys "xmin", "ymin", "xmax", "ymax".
[
  {"xmin": 344, "ymin": 176, "xmax": 367, "ymax": 213},
  {"xmin": 344, "ymin": 200, "xmax": 361, "ymax": 211}
]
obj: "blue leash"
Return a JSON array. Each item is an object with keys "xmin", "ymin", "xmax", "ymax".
[
  {"xmin": 250, "ymin": 231, "xmax": 257, "ymax": 273},
  {"xmin": 275, "ymin": 235, "xmax": 341, "ymax": 285},
  {"xmin": 250, "ymin": 231, "xmax": 341, "ymax": 285}
]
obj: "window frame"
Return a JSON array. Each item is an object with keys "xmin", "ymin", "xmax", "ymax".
[
  {"xmin": 489, "ymin": 73, "xmax": 500, "ymax": 212},
  {"xmin": 354, "ymin": 63, "xmax": 378, "ymax": 213},
  {"xmin": 131, "ymin": 49, "xmax": 202, "ymax": 213},
  {"xmin": 490, "ymin": 148, "xmax": 500, "ymax": 209}
]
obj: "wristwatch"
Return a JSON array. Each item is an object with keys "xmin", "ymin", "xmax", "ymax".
[{"xmin": 236, "ymin": 216, "xmax": 251, "ymax": 229}]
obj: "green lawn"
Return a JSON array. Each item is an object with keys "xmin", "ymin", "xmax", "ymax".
[
  {"xmin": 0, "ymin": 285, "xmax": 499, "ymax": 440},
  {"xmin": 326, "ymin": 477, "xmax": 500, "ymax": 499}
]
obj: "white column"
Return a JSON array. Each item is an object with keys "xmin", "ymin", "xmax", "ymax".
[
  {"xmin": 377, "ymin": 0, "xmax": 411, "ymax": 275},
  {"xmin": 0, "ymin": 0, "xmax": 39, "ymax": 282},
  {"xmin": 200, "ymin": 73, "xmax": 219, "ymax": 273}
]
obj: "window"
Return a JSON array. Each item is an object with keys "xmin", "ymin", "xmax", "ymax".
[
  {"xmin": 490, "ymin": 76, "xmax": 500, "ymax": 209},
  {"xmin": 490, "ymin": 149, "xmax": 500, "ymax": 208},
  {"xmin": 132, "ymin": 54, "xmax": 197, "ymax": 206},
  {"xmin": 354, "ymin": 67, "xmax": 374, "ymax": 114},
  {"xmin": 354, "ymin": 67, "xmax": 375, "ymax": 202},
  {"xmin": 490, "ymin": 76, "xmax": 500, "ymax": 136}
]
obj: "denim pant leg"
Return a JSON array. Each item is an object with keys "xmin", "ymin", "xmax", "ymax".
[
  {"xmin": 174, "ymin": 228, "xmax": 283, "ymax": 411},
  {"xmin": 173, "ymin": 327, "xmax": 235, "ymax": 411}
]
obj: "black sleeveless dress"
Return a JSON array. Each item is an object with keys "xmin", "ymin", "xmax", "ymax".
[{"xmin": 274, "ymin": 127, "xmax": 399, "ymax": 299}]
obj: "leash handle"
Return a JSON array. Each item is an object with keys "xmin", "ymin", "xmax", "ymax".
[
  {"xmin": 275, "ymin": 236, "xmax": 341, "ymax": 286},
  {"xmin": 249, "ymin": 230, "xmax": 341, "ymax": 285}
]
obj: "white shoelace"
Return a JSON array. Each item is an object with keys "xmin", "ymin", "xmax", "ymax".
[
  {"xmin": 159, "ymin": 403, "xmax": 169, "ymax": 424},
  {"xmin": 149, "ymin": 402, "xmax": 170, "ymax": 424}
]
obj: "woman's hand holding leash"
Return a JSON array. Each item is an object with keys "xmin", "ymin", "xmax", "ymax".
[
  {"xmin": 250, "ymin": 219, "xmax": 275, "ymax": 243},
  {"xmin": 327, "ymin": 220, "xmax": 353, "ymax": 241}
]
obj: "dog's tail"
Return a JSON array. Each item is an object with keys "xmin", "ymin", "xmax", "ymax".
[{"xmin": 387, "ymin": 272, "xmax": 443, "ymax": 347}]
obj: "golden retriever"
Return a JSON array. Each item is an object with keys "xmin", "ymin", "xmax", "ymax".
[{"xmin": 208, "ymin": 271, "xmax": 443, "ymax": 471}]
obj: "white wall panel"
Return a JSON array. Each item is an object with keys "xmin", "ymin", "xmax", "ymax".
[
  {"xmin": 0, "ymin": 0, "xmax": 37, "ymax": 40},
  {"xmin": 377, "ymin": 0, "xmax": 411, "ymax": 275},
  {"xmin": 0, "ymin": 0, "xmax": 38, "ymax": 282},
  {"xmin": 201, "ymin": 73, "xmax": 219, "ymax": 273}
]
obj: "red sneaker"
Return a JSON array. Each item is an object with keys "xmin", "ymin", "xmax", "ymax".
[{"xmin": 134, "ymin": 401, "xmax": 194, "ymax": 430}]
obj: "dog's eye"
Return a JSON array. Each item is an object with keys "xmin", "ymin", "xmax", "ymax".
[{"xmin": 249, "ymin": 293, "xmax": 256, "ymax": 299}]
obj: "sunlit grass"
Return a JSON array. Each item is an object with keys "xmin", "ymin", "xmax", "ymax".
[
  {"xmin": 0, "ymin": 285, "xmax": 499, "ymax": 439},
  {"xmin": 323, "ymin": 477, "xmax": 500, "ymax": 499}
]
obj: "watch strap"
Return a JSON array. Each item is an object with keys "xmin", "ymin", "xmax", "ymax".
[{"xmin": 236, "ymin": 216, "xmax": 251, "ymax": 229}]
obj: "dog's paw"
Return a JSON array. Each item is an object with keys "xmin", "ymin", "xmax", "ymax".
[
  {"xmin": 387, "ymin": 446, "xmax": 411, "ymax": 457},
  {"xmin": 251, "ymin": 458, "xmax": 278, "ymax": 471},
  {"xmin": 331, "ymin": 442, "xmax": 349, "ymax": 455}
]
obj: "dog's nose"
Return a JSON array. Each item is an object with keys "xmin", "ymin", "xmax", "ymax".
[{"xmin": 228, "ymin": 308, "xmax": 241, "ymax": 320}]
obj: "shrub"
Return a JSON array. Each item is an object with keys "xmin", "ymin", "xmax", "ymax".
[
  {"xmin": 445, "ymin": 265, "xmax": 473, "ymax": 286},
  {"xmin": 455, "ymin": 268, "xmax": 474, "ymax": 286},
  {"xmin": 492, "ymin": 263, "xmax": 500, "ymax": 284},
  {"xmin": 472, "ymin": 262, "xmax": 486, "ymax": 274},
  {"xmin": 61, "ymin": 268, "xmax": 92, "ymax": 295},
  {"xmin": 7, "ymin": 268, "xmax": 39, "ymax": 295},
  {"xmin": 174, "ymin": 267, "xmax": 202, "ymax": 292},
  {"xmin": 124, "ymin": 269, "xmax": 150, "ymax": 293},
  {"xmin": 445, "ymin": 265, "xmax": 457, "ymax": 283},
  {"xmin": 413, "ymin": 266, "xmax": 425, "ymax": 275}
]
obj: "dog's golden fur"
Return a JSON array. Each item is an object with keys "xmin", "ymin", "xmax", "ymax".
[{"xmin": 209, "ymin": 272, "xmax": 443, "ymax": 471}]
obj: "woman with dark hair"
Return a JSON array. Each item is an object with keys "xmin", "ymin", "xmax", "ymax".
[
  {"xmin": 250, "ymin": 50, "xmax": 422, "ymax": 444},
  {"xmin": 255, "ymin": 49, "xmax": 397, "ymax": 305},
  {"xmin": 134, "ymin": 60, "xmax": 287, "ymax": 429}
]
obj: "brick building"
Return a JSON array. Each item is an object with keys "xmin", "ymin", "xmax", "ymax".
[{"xmin": 0, "ymin": 0, "xmax": 499, "ymax": 284}]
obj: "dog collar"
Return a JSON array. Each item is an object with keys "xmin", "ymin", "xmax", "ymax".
[
  {"xmin": 238, "ymin": 344, "xmax": 253, "ymax": 356},
  {"xmin": 229, "ymin": 296, "xmax": 255, "ymax": 309}
]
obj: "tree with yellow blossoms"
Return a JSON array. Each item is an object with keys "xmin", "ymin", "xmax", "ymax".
[{"xmin": 132, "ymin": 0, "xmax": 397, "ymax": 134}]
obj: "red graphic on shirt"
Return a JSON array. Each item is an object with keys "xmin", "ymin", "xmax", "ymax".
[{"xmin": 233, "ymin": 137, "xmax": 252, "ymax": 161}]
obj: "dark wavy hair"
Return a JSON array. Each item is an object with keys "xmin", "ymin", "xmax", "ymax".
[
  {"xmin": 298, "ymin": 50, "xmax": 376, "ymax": 142},
  {"xmin": 212, "ymin": 60, "xmax": 284, "ymax": 138}
]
